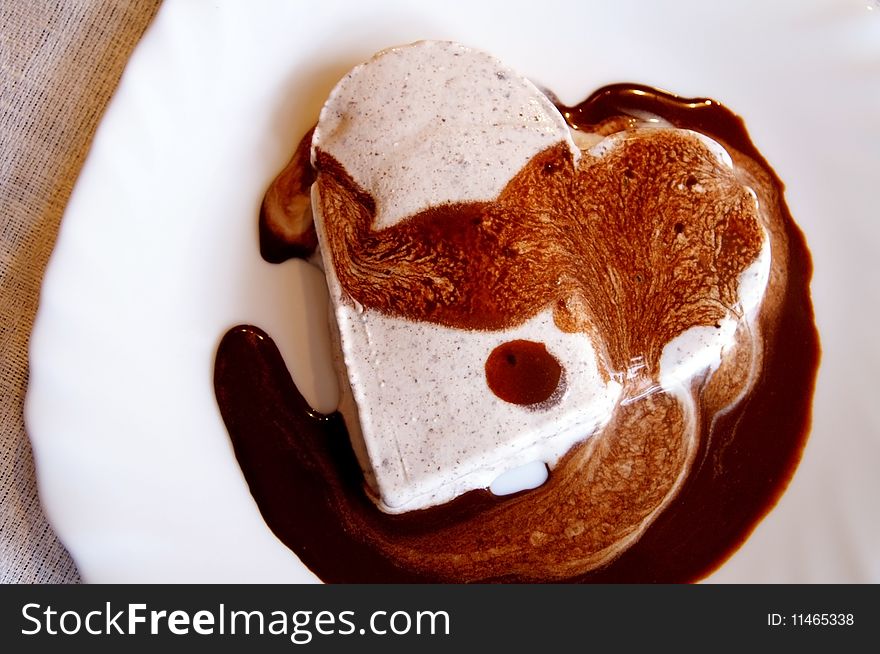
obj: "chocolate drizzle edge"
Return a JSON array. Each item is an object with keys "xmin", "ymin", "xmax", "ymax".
[{"xmin": 216, "ymin": 84, "xmax": 819, "ymax": 582}]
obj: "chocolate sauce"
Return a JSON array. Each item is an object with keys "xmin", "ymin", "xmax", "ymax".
[
  {"xmin": 485, "ymin": 340, "xmax": 563, "ymax": 406},
  {"xmin": 259, "ymin": 127, "xmax": 317, "ymax": 263},
  {"xmin": 216, "ymin": 85, "xmax": 819, "ymax": 582}
]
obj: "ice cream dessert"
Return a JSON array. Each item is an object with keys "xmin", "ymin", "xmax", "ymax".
[
  {"xmin": 308, "ymin": 40, "xmax": 767, "ymax": 514},
  {"xmin": 311, "ymin": 41, "xmax": 617, "ymax": 513},
  {"xmin": 215, "ymin": 41, "xmax": 818, "ymax": 582}
]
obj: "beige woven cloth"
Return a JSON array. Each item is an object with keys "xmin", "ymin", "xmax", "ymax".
[{"xmin": 1, "ymin": 0, "xmax": 161, "ymax": 583}]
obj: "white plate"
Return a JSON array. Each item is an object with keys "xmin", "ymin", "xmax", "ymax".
[{"xmin": 27, "ymin": 0, "xmax": 880, "ymax": 582}]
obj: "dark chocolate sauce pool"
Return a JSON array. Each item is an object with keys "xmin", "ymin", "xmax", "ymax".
[{"xmin": 216, "ymin": 84, "xmax": 819, "ymax": 582}]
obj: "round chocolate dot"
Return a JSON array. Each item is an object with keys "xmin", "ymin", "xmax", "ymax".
[{"xmin": 485, "ymin": 340, "xmax": 563, "ymax": 406}]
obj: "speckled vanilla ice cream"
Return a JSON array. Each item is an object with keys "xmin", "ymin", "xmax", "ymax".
[
  {"xmin": 312, "ymin": 41, "xmax": 580, "ymax": 230},
  {"xmin": 307, "ymin": 40, "xmax": 771, "ymax": 514},
  {"xmin": 310, "ymin": 41, "xmax": 618, "ymax": 512}
]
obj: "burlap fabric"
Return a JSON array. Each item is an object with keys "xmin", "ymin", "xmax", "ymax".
[{"xmin": 1, "ymin": 1, "xmax": 161, "ymax": 583}]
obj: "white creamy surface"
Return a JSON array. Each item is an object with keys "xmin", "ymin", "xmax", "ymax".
[
  {"xmin": 311, "ymin": 40, "xmax": 579, "ymax": 230},
  {"xmin": 338, "ymin": 307, "xmax": 621, "ymax": 513}
]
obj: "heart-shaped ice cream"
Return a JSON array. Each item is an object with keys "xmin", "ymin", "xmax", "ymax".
[
  {"xmin": 308, "ymin": 41, "xmax": 767, "ymax": 515},
  {"xmin": 224, "ymin": 40, "xmax": 816, "ymax": 582}
]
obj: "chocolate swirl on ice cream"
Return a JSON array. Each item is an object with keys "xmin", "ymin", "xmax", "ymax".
[
  {"xmin": 219, "ymin": 43, "xmax": 818, "ymax": 582},
  {"xmin": 314, "ymin": 129, "xmax": 763, "ymax": 380}
]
